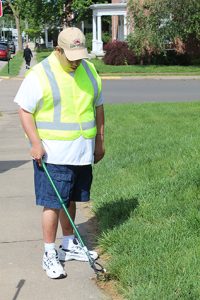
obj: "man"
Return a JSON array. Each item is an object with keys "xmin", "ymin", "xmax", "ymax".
[
  {"xmin": 23, "ymin": 44, "xmax": 33, "ymax": 69},
  {"xmin": 14, "ymin": 27, "xmax": 105, "ymax": 279}
]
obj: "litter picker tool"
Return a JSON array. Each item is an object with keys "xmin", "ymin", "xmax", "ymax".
[{"xmin": 42, "ymin": 160, "xmax": 106, "ymax": 278}]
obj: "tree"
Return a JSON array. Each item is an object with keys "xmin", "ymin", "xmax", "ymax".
[
  {"xmin": 3, "ymin": 0, "xmax": 66, "ymax": 50},
  {"xmin": 127, "ymin": 0, "xmax": 200, "ymax": 60}
]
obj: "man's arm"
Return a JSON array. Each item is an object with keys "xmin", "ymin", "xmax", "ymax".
[
  {"xmin": 19, "ymin": 108, "xmax": 45, "ymax": 166},
  {"xmin": 94, "ymin": 104, "xmax": 105, "ymax": 164}
]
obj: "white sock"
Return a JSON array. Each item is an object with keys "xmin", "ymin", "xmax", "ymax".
[
  {"xmin": 62, "ymin": 235, "xmax": 75, "ymax": 250},
  {"xmin": 44, "ymin": 243, "xmax": 56, "ymax": 253}
]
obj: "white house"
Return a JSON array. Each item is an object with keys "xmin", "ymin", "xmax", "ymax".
[{"xmin": 90, "ymin": 2, "xmax": 128, "ymax": 56}]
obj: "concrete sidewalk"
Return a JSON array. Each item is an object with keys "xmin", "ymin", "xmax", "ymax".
[{"xmin": 0, "ymin": 60, "xmax": 109, "ymax": 299}]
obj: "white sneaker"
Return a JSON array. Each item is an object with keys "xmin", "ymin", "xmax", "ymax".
[
  {"xmin": 58, "ymin": 238, "xmax": 98, "ymax": 262},
  {"xmin": 42, "ymin": 249, "xmax": 66, "ymax": 279}
]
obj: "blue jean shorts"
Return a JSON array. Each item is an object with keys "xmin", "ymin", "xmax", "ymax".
[{"xmin": 33, "ymin": 161, "xmax": 93, "ymax": 209}]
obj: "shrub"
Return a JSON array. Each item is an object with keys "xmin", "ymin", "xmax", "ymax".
[
  {"xmin": 151, "ymin": 50, "xmax": 191, "ymax": 66},
  {"xmin": 191, "ymin": 58, "xmax": 200, "ymax": 65},
  {"xmin": 102, "ymin": 32, "xmax": 111, "ymax": 45},
  {"xmin": 103, "ymin": 40, "xmax": 136, "ymax": 65}
]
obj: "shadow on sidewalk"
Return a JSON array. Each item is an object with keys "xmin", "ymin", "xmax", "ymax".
[
  {"xmin": 77, "ymin": 216, "xmax": 99, "ymax": 251},
  {"xmin": 0, "ymin": 160, "xmax": 30, "ymax": 173}
]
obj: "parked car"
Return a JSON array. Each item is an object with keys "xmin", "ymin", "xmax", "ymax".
[
  {"xmin": 0, "ymin": 42, "xmax": 11, "ymax": 61},
  {"xmin": 8, "ymin": 40, "xmax": 16, "ymax": 54}
]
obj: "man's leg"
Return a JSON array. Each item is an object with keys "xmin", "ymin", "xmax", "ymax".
[
  {"xmin": 26, "ymin": 60, "xmax": 30, "ymax": 69},
  {"xmin": 42, "ymin": 207, "xmax": 66, "ymax": 279},
  {"xmin": 42, "ymin": 207, "xmax": 59, "ymax": 243},
  {"xmin": 58, "ymin": 201, "xmax": 98, "ymax": 262},
  {"xmin": 59, "ymin": 201, "xmax": 76, "ymax": 236},
  {"xmin": 59, "ymin": 202, "xmax": 76, "ymax": 250}
]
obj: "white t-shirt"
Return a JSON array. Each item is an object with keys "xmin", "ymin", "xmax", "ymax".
[{"xmin": 14, "ymin": 71, "xmax": 103, "ymax": 165}]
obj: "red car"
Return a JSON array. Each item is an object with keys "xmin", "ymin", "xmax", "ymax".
[{"xmin": 0, "ymin": 42, "xmax": 11, "ymax": 61}]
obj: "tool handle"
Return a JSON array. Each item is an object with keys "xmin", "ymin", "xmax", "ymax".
[{"xmin": 41, "ymin": 160, "xmax": 95, "ymax": 265}]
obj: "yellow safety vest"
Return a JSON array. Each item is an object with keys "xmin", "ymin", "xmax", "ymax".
[{"xmin": 29, "ymin": 52, "xmax": 102, "ymax": 140}]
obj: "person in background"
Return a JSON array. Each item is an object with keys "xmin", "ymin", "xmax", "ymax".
[
  {"xmin": 14, "ymin": 27, "xmax": 105, "ymax": 279},
  {"xmin": 23, "ymin": 44, "xmax": 33, "ymax": 69}
]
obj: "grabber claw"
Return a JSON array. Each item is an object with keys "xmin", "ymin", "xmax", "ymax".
[
  {"xmin": 91, "ymin": 260, "xmax": 106, "ymax": 274},
  {"xmin": 91, "ymin": 260, "xmax": 108, "ymax": 280}
]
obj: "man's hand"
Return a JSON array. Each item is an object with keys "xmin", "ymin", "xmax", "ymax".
[
  {"xmin": 18, "ymin": 108, "xmax": 46, "ymax": 167},
  {"xmin": 30, "ymin": 142, "xmax": 46, "ymax": 166},
  {"xmin": 94, "ymin": 134, "xmax": 105, "ymax": 164}
]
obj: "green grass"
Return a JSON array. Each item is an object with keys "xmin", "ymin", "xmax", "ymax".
[
  {"xmin": 36, "ymin": 50, "xmax": 52, "ymax": 63},
  {"xmin": 0, "ymin": 51, "xmax": 24, "ymax": 77},
  {"xmin": 35, "ymin": 51, "xmax": 200, "ymax": 76},
  {"xmin": 91, "ymin": 102, "xmax": 200, "ymax": 299},
  {"xmin": 92, "ymin": 59, "xmax": 200, "ymax": 75}
]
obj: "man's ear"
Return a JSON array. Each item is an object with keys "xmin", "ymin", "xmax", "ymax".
[{"xmin": 55, "ymin": 46, "xmax": 61, "ymax": 54}]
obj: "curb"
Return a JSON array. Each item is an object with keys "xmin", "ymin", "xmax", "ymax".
[
  {"xmin": 0, "ymin": 72, "xmax": 200, "ymax": 80},
  {"xmin": 1, "ymin": 75, "xmax": 200, "ymax": 81},
  {"xmin": 0, "ymin": 76, "xmax": 24, "ymax": 81},
  {"xmin": 0, "ymin": 76, "xmax": 10, "ymax": 79},
  {"xmin": 0, "ymin": 76, "xmax": 23, "ymax": 80},
  {"xmin": 101, "ymin": 75, "xmax": 200, "ymax": 80}
]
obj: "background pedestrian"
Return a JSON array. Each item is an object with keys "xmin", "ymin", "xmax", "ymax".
[{"xmin": 23, "ymin": 44, "xmax": 33, "ymax": 69}]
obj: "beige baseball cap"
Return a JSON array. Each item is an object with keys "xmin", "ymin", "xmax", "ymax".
[{"xmin": 58, "ymin": 27, "xmax": 88, "ymax": 61}]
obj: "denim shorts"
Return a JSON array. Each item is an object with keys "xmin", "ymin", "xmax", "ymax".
[{"xmin": 33, "ymin": 161, "xmax": 93, "ymax": 209}]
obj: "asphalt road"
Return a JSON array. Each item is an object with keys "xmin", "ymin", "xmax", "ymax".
[
  {"xmin": 0, "ymin": 77, "xmax": 200, "ymax": 113},
  {"xmin": 102, "ymin": 78, "xmax": 200, "ymax": 103}
]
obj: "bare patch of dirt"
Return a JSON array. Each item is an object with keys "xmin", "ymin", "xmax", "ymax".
[{"xmin": 97, "ymin": 280, "xmax": 124, "ymax": 300}]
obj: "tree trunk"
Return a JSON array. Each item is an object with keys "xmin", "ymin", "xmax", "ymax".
[
  {"xmin": 140, "ymin": 57, "xmax": 144, "ymax": 65},
  {"xmin": 6, "ymin": 0, "xmax": 23, "ymax": 51},
  {"xmin": 64, "ymin": 0, "xmax": 74, "ymax": 27},
  {"xmin": 15, "ymin": 14, "xmax": 22, "ymax": 50}
]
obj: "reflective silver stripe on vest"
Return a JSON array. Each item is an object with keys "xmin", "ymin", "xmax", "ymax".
[
  {"xmin": 82, "ymin": 60, "xmax": 98, "ymax": 101},
  {"xmin": 41, "ymin": 58, "xmax": 61, "ymax": 123},
  {"xmin": 36, "ymin": 120, "xmax": 95, "ymax": 131},
  {"xmin": 36, "ymin": 59, "xmax": 96, "ymax": 131}
]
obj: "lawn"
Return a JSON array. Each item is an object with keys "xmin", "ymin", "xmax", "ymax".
[
  {"xmin": 36, "ymin": 50, "xmax": 200, "ymax": 76},
  {"xmin": 92, "ymin": 102, "xmax": 200, "ymax": 299},
  {"xmin": 93, "ymin": 59, "xmax": 200, "ymax": 75},
  {"xmin": 0, "ymin": 51, "xmax": 23, "ymax": 77}
]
